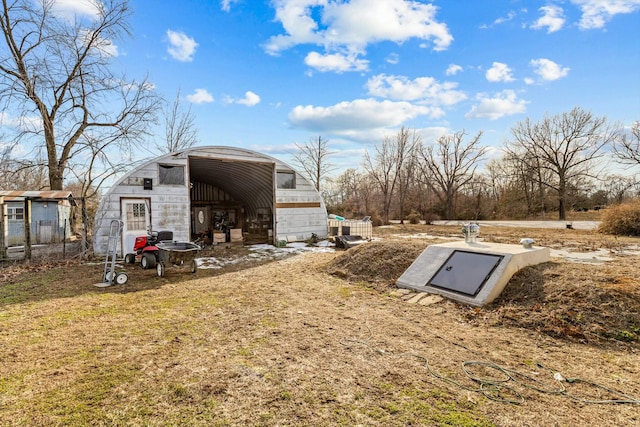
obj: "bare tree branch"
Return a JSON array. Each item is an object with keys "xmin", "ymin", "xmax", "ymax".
[
  {"xmin": 504, "ymin": 107, "xmax": 616, "ymax": 220},
  {"xmin": 417, "ymin": 130, "xmax": 486, "ymax": 220},
  {"xmin": 292, "ymin": 135, "xmax": 335, "ymax": 192},
  {"xmin": 0, "ymin": 0, "xmax": 159, "ymax": 190},
  {"xmin": 613, "ymin": 121, "xmax": 640, "ymax": 167}
]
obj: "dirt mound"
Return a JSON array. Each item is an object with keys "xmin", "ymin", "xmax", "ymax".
[
  {"xmin": 327, "ymin": 240, "xmax": 639, "ymax": 349},
  {"xmin": 485, "ymin": 259, "xmax": 640, "ymax": 348},
  {"xmin": 326, "ymin": 240, "xmax": 427, "ymax": 291}
]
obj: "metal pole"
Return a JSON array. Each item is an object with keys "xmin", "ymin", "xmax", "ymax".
[
  {"xmin": 24, "ymin": 198, "xmax": 32, "ymax": 261},
  {"xmin": 63, "ymin": 218, "xmax": 67, "ymax": 260}
]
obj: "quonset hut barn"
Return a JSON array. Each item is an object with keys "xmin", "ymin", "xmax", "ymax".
[{"xmin": 93, "ymin": 146, "xmax": 328, "ymax": 256}]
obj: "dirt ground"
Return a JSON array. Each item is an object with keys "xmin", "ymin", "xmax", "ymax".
[{"xmin": 0, "ymin": 223, "xmax": 639, "ymax": 426}]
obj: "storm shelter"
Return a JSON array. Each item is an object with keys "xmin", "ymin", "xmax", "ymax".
[{"xmin": 396, "ymin": 241, "xmax": 550, "ymax": 306}]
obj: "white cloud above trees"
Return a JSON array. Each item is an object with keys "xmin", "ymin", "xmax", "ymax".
[
  {"xmin": 225, "ymin": 91, "xmax": 261, "ymax": 106},
  {"xmin": 571, "ymin": 0, "xmax": 640, "ymax": 29},
  {"xmin": 465, "ymin": 90, "xmax": 527, "ymax": 120},
  {"xmin": 166, "ymin": 30, "xmax": 198, "ymax": 62},
  {"xmin": 529, "ymin": 58, "xmax": 570, "ymax": 82},
  {"xmin": 445, "ymin": 64, "xmax": 463, "ymax": 76},
  {"xmin": 264, "ymin": 0, "xmax": 452, "ymax": 72},
  {"xmin": 486, "ymin": 62, "xmax": 515, "ymax": 83},
  {"xmin": 288, "ymin": 98, "xmax": 436, "ymax": 132},
  {"xmin": 304, "ymin": 51, "xmax": 369, "ymax": 73},
  {"xmin": 186, "ymin": 89, "xmax": 214, "ymax": 104},
  {"xmin": 366, "ymin": 74, "xmax": 466, "ymax": 106},
  {"xmin": 531, "ymin": 5, "xmax": 566, "ymax": 33}
]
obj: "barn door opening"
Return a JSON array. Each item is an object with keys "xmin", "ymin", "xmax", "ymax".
[{"xmin": 121, "ymin": 198, "xmax": 150, "ymax": 255}]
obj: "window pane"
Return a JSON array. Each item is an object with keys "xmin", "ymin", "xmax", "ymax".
[
  {"xmin": 126, "ymin": 203, "xmax": 146, "ymax": 230},
  {"xmin": 277, "ymin": 171, "xmax": 295, "ymax": 189},
  {"xmin": 159, "ymin": 164, "xmax": 185, "ymax": 185},
  {"xmin": 8, "ymin": 207, "xmax": 24, "ymax": 221}
]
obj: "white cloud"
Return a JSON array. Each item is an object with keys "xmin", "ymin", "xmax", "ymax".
[
  {"xmin": 0, "ymin": 111, "xmax": 43, "ymax": 132},
  {"xmin": 571, "ymin": 0, "xmax": 640, "ymax": 29},
  {"xmin": 186, "ymin": 89, "xmax": 214, "ymax": 104},
  {"xmin": 445, "ymin": 64, "xmax": 463, "ymax": 76},
  {"xmin": 221, "ymin": 0, "xmax": 240, "ymax": 12},
  {"xmin": 480, "ymin": 10, "xmax": 518, "ymax": 29},
  {"xmin": 486, "ymin": 62, "xmax": 515, "ymax": 82},
  {"xmin": 288, "ymin": 98, "xmax": 434, "ymax": 132},
  {"xmin": 231, "ymin": 91, "xmax": 262, "ymax": 106},
  {"xmin": 366, "ymin": 74, "xmax": 466, "ymax": 106},
  {"xmin": 80, "ymin": 30, "xmax": 119, "ymax": 57},
  {"xmin": 386, "ymin": 53, "xmax": 400, "ymax": 65},
  {"xmin": 531, "ymin": 5, "xmax": 566, "ymax": 33},
  {"xmin": 530, "ymin": 58, "xmax": 570, "ymax": 81},
  {"xmin": 465, "ymin": 90, "xmax": 527, "ymax": 120},
  {"xmin": 264, "ymin": 0, "xmax": 453, "ymax": 57},
  {"xmin": 51, "ymin": 0, "xmax": 101, "ymax": 20},
  {"xmin": 166, "ymin": 30, "xmax": 198, "ymax": 62},
  {"xmin": 304, "ymin": 51, "xmax": 369, "ymax": 72}
]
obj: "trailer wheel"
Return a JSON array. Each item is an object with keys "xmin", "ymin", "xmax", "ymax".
[
  {"xmin": 115, "ymin": 272, "xmax": 129, "ymax": 285},
  {"xmin": 156, "ymin": 262, "xmax": 165, "ymax": 277},
  {"xmin": 141, "ymin": 252, "xmax": 156, "ymax": 269},
  {"xmin": 124, "ymin": 253, "xmax": 136, "ymax": 264},
  {"xmin": 190, "ymin": 259, "xmax": 197, "ymax": 273}
]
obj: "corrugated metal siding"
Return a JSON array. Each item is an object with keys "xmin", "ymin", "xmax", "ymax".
[{"xmin": 94, "ymin": 146, "xmax": 328, "ymax": 255}]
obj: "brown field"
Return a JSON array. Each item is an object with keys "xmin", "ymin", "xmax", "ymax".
[{"xmin": 0, "ymin": 223, "xmax": 639, "ymax": 426}]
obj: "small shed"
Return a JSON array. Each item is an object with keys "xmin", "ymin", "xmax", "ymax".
[
  {"xmin": 93, "ymin": 146, "xmax": 329, "ymax": 255},
  {"xmin": 0, "ymin": 190, "xmax": 74, "ymax": 246}
]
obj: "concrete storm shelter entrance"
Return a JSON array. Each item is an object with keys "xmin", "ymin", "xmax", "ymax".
[
  {"xmin": 93, "ymin": 146, "xmax": 328, "ymax": 256},
  {"xmin": 396, "ymin": 241, "xmax": 550, "ymax": 307}
]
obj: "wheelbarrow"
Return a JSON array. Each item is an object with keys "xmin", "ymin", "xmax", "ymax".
[{"xmin": 154, "ymin": 241, "xmax": 201, "ymax": 277}]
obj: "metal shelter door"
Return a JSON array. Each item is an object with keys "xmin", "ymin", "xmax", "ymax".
[
  {"xmin": 121, "ymin": 198, "xmax": 150, "ymax": 255},
  {"xmin": 193, "ymin": 207, "xmax": 209, "ymax": 235}
]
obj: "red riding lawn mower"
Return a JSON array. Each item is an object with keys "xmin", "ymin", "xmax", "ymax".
[{"xmin": 124, "ymin": 230, "xmax": 174, "ymax": 270}]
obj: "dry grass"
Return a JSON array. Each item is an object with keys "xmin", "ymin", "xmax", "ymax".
[{"xmin": 1, "ymin": 224, "xmax": 639, "ymax": 426}]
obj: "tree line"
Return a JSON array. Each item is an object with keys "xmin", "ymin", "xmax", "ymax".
[
  {"xmin": 0, "ymin": 1, "xmax": 638, "ymax": 229},
  {"xmin": 295, "ymin": 110, "xmax": 639, "ymax": 223}
]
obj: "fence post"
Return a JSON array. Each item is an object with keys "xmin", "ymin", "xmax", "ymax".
[
  {"xmin": 24, "ymin": 198, "xmax": 32, "ymax": 260},
  {"xmin": 0, "ymin": 196, "xmax": 5, "ymax": 261}
]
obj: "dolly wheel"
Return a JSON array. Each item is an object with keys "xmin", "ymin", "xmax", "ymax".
[
  {"xmin": 190, "ymin": 259, "xmax": 197, "ymax": 274},
  {"xmin": 156, "ymin": 262, "xmax": 165, "ymax": 277},
  {"xmin": 115, "ymin": 272, "xmax": 128, "ymax": 285}
]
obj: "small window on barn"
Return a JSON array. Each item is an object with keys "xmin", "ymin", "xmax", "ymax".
[
  {"xmin": 7, "ymin": 207, "xmax": 24, "ymax": 221},
  {"xmin": 277, "ymin": 171, "xmax": 295, "ymax": 189},
  {"xmin": 158, "ymin": 164, "xmax": 185, "ymax": 186}
]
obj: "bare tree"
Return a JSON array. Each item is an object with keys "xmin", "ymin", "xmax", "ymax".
[
  {"xmin": 363, "ymin": 127, "xmax": 419, "ymax": 224},
  {"xmin": 159, "ymin": 89, "xmax": 199, "ymax": 153},
  {"xmin": 394, "ymin": 129, "xmax": 421, "ymax": 223},
  {"xmin": 292, "ymin": 136, "xmax": 335, "ymax": 191},
  {"xmin": 0, "ymin": 148, "xmax": 48, "ymax": 190},
  {"xmin": 417, "ymin": 130, "xmax": 486, "ymax": 220},
  {"xmin": 0, "ymin": 0, "xmax": 159, "ymax": 190},
  {"xmin": 505, "ymin": 107, "xmax": 616, "ymax": 220},
  {"xmin": 614, "ymin": 121, "xmax": 640, "ymax": 167}
]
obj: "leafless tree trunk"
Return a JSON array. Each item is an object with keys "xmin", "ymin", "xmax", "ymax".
[
  {"xmin": 395, "ymin": 130, "xmax": 421, "ymax": 223},
  {"xmin": 292, "ymin": 136, "xmax": 335, "ymax": 192},
  {"xmin": 363, "ymin": 127, "xmax": 418, "ymax": 224},
  {"xmin": 505, "ymin": 107, "xmax": 616, "ymax": 220},
  {"xmin": 417, "ymin": 130, "xmax": 486, "ymax": 220},
  {"xmin": 160, "ymin": 89, "xmax": 199, "ymax": 153},
  {"xmin": 0, "ymin": 0, "xmax": 159, "ymax": 190}
]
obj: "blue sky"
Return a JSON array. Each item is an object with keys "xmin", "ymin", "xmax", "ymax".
[{"xmin": 11, "ymin": 0, "xmax": 640, "ymax": 175}]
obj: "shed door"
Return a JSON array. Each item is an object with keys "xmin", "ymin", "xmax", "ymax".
[{"xmin": 121, "ymin": 198, "xmax": 150, "ymax": 254}]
